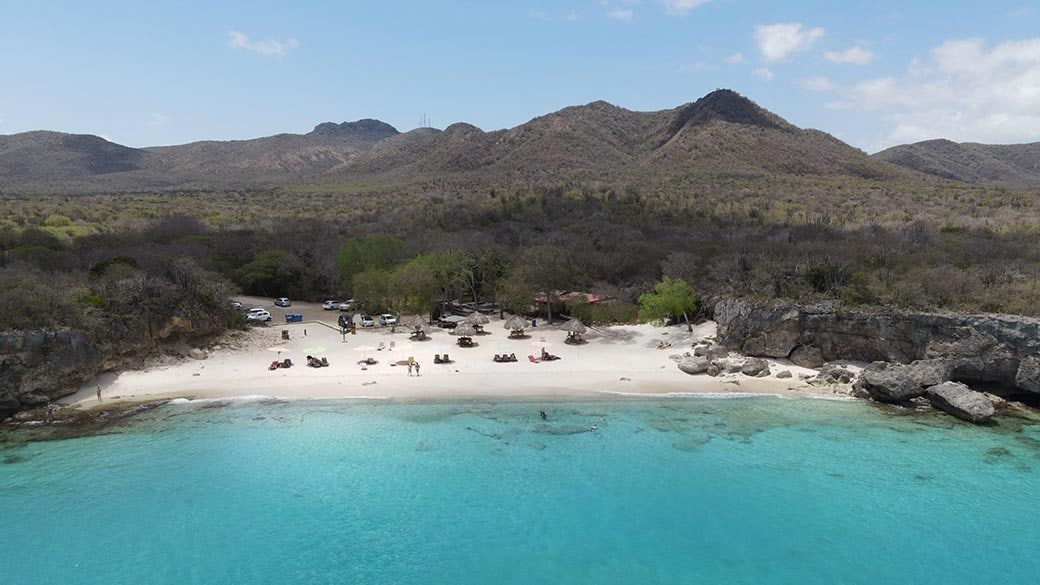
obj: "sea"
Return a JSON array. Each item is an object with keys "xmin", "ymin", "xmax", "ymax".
[{"xmin": 1, "ymin": 395, "xmax": 1038, "ymax": 585}]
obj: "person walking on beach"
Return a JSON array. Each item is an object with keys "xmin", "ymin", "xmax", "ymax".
[
  {"xmin": 407, "ymin": 362, "xmax": 413, "ymax": 376},
  {"xmin": 96, "ymin": 386, "xmax": 102, "ymax": 402},
  {"xmin": 414, "ymin": 362, "xmax": 421, "ymax": 377},
  {"xmin": 45, "ymin": 401, "xmax": 54, "ymax": 422}
]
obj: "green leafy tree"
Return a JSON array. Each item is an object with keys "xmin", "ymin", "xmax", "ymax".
[{"xmin": 638, "ymin": 277, "xmax": 698, "ymax": 331}]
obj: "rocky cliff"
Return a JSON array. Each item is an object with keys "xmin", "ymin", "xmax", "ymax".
[
  {"xmin": 713, "ymin": 298, "xmax": 1040, "ymax": 402},
  {"xmin": 0, "ymin": 314, "xmax": 227, "ymax": 419}
]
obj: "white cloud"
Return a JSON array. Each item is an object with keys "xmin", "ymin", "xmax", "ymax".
[
  {"xmin": 754, "ymin": 22, "xmax": 825, "ymax": 63},
  {"xmin": 604, "ymin": 0, "xmax": 640, "ymax": 21},
  {"xmin": 814, "ymin": 37, "xmax": 1040, "ymax": 148},
  {"xmin": 661, "ymin": 0, "xmax": 712, "ymax": 16},
  {"xmin": 824, "ymin": 46, "xmax": 874, "ymax": 65},
  {"xmin": 753, "ymin": 67, "xmax": 775, "ymax": 81},
  {"xmin": 146, "ymin": 113, "xmax": 170, "ymax": 128},
  {"xmin": 801, "ymin": 75, "xmax": 836, "ymax": 91},
  {"xmin": 227, "ymin": 30, "xmax": 299, "ymax": 57},
  {"xmin": 724, "ymin": 52, "xmax": 745, "ymax": 64},
  {"xmin": 608, "ymin": 8, "xmax": 634, "ymax": 21},
  {"xmin": 567, "ymin": 10, "xmax": 579, "ymax": 21}
]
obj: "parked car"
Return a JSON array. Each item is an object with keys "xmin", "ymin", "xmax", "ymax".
[
  {"xmin": 338, "ymin": 299, "xmax": 355, "ymax": 311},
  {"xmin": 230, "ymin": 300, "xmax": 244, "ymax": 311},
  {"xmin": 274, "ymin": 297, "xmax": 291, "ymax": 307},
  {"xmin": 338, "ymin": 314, "xmax": 353, "ymax": 329},
  {"xmin": 359, "ymin": 314, "xmax": 375, "ymax": 327},
  {"xmin": 322, "ymin": 299, "xmax": 340, "ymax": 311},
  {"xmin": 379, "ymin": 313, "xmax": 398, "ymax": 326},
  {"xmin": 247, "ymin": 308, "xmax": 272, "ymax": 322}
]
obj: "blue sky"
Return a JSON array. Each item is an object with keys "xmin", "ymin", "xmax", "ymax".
[{"xmin": 2, "ymin": 1, "xmax": 1039, "ymax": 152}]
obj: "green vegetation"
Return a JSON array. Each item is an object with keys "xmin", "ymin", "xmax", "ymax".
[
  {"xmin": 638, "ymin": 278, "xmax": 699, "ymax": 331},
  {"xmin": 3, "ymin": 172, "xmax": 1040, "ymax": 336}
]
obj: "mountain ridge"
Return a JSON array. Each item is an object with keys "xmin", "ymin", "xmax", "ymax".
[
  {"xmin": 873, "ymin": 139, "xmax": 1040, "ymax": 186},
  {"xmin": 0, "ymin": 89, "xmax": 921, "ymax": 193}
]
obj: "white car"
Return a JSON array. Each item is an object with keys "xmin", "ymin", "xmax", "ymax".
[
  {"xmin": 379, "ymin": 313, "xmax": 398, "ymax": 326},
  {"xmin": 230, "ymin": 300, "xmax": 244, "ymax": 311},
  {"xmin": 247, "ymin": 308, "xmax": 272, "ymax": 322},
  {"xmin": 274, "ymin": 297, "xmax": 291, "ymax": 307},
  {"xmin": 338, "ymin": 299, "xmax": 355, "ymax": 311},
  {"xmin": 359, "ymin": 314, "xmax": 375, "ymax": 327},
  {"xmin": 322, "ymin": 299, "xmax": 340, "ymax": 311}
]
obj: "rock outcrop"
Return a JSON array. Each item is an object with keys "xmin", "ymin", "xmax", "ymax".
[
  {"xmin": 714, "ymin": 298, "xmax": 1040, "ymax": 401},
  {"xmin": 926, "ymin": 382, "xmax": 996, "ymax": 423},
  {"xmin": 0, "ymin": 314, "xmax": 226, "ymax": 419}
]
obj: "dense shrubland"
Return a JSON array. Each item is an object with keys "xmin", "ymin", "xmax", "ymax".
[{"xmin": 2, "ymin": 177, "xmax": 1040, "ymax": 334}]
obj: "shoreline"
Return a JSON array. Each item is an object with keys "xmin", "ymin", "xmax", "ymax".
[{"xmin": 52, "ymin": 318, "xmax": 854, "ymax": 415}]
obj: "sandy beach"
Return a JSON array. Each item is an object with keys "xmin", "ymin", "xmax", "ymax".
[{"xmin": 60, "ymin": 303, "xmax": 844, "ymax": 409}]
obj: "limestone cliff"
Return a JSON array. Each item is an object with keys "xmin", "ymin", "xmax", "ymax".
[
  {"xmin": 0, "ymin": 314, "xmax": 227, "ymax": 419},
  {"xmin": 713, "ymin": 298, "xmax": 1040, "ymax": 401}
]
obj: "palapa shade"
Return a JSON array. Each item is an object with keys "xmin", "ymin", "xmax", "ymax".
[
  {"xmin": 559, "ymin": 318, "xmax": 587, "ymax": 334},
  {"xmin": 503, "ymin": 315, "xmax": 527, "ymax": 331},
  {"xmin": 463, "ymin": 312, "xmax": 490, "ymax": 325},
  {"xmin": 406, "ymin": 315, "xmax": 430, "ymax": 333},
  {"xmin": 453, "ymin": 323, "xmax": 478, "ymax": 337}
]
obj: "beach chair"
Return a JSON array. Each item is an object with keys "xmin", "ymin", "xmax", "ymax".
[
  {"xmin": 434, "ymin": 354, "xmax": 442, "ymax": 363},
  {"xmin": 321, "ymin": 357, "xmax": 329, "ymax": 367},
  {"xmin": 378, "ymin": 341, "xmax": 385, "ymax": 351},
  {"xmin": 268, "ymin": 361, "xmax": 279, "ymax": 371},
  {"xmin": 442, "ymin": 354, "xmax": 450, "ymax": 363},
  {"xmin": 528, "ymin": 355, "xmax": 538, "ymax": 363},
  {"xmin": 360, "ymin": 362, "xmax": 368, "ymax": 370},
  {"xmin": 390, "ymin": 341, "xmax": 395, "ymax": 350}
]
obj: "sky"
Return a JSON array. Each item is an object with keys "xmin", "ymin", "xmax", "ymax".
[{"xmin": 2, "ymin": 0, "xmax": 1039, "ymax": 152}]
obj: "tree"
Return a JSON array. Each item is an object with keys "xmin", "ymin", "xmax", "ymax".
[{"xmin": 638, "ymin": 277, "xmax": 698, "ymax": 332}]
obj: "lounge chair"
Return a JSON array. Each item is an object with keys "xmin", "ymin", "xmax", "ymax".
[
  {"xmin": 321, "ymin": 357, "xmax": 329, "ymax": 367},
  {"xmin": 434, "ymin": 354, "xmax": 442, "ymax": 363},
  {"xmin": 528, "ymin": 355, "xmax": 538, "ymax": 363},
  {"xmin": 441, "ymin": 354, "xmax": 451, "ymax": 363},
  {"xmin": 282, "ymin": 358, "xmax": 293, "ymax": 368},
  {"xmin": 268, "ymin": 360, "xmax": 280, "ymax": 371}
]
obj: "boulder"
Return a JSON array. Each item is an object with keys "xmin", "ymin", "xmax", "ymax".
[
  {"xmin": 926, "ymin": 382, "xmax": 995, "ymax": 423},
  {"xmin": 790, "ymin": 345, "xmax": 824, "ymax": 369},
  {"xmin": 694, "ymin": 344, "xmax": 729, "ymax": 360},
  {"xmin": 189, "ymin": 348, "xmax": 208, "ymax": 360},
  {"xmin": 706, "ymin": 364, "xmax": 721, "ymax": 377},
  {"xmin": 859, "ymin": 362, "xmax": 924, "ymax": 402},
  {"xmin": 677, "ymin": 356, "xmax": 711, "ymax": 375},
  {"xmin": 719, "ymin": 358, "xmax": 744, "ymax": 374},
  {"xmin": 817, "ymin": 365, "xmax": 856, "ymax": 385},
  {"xmin": 1013, "ymin": 356, "xmax": 1040, "ymax": 394},
  {"xmin": 740, "ymin": 358, "xmax": 770, "ymax": 377},
  {"xmin": 776, "ymin": 370, "xmax": 792, "ymax": 379},
  {"xmin": 904, "ymin": 359, "xmax": 953, "ymax": 387}
]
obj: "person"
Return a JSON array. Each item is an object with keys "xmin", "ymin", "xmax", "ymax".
[
  {"xmin": 541, "ymin": 347, "xmax": 549, "ymax": 359},
  {"xmin": 96, "ymin": 385, "xmax": 102, "ymax": 402},
  {"xmin": 591, "ymin": 424, "xmax": 598, "ymax": 431},
  {"xmin": 45, "ymin": 401, "xmax": 54, "ymax": 422},
  {"xmin": 414, "ymin": 362, "xmax": 421, "ymax": 376},
  {"xmin": 408, "ymin": 362, "xmax": 413, "ymax": 376},
  {"xmin": 539, "ymin": 410, "xmax": 547, "ymax": 420}
]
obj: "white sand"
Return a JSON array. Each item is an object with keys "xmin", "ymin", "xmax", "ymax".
[{"xmin": 64, "ymin": 317, "xmax": 839, "ymax": 409}]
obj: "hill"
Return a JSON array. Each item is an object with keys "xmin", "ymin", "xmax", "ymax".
[
  {"xmin": 0, "ymin": 90, "xmax": 916, "ymax": 193},
  {"xmin": 874, "ymin": 139, "xmax": 1040, "ymax": 187}
]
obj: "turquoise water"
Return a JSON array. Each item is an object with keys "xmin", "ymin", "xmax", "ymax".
[{"xmin": 2, "ymin": 396, "xmax": 1039, "ymax": 585}]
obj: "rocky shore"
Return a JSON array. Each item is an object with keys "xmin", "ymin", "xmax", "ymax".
[
  {"xmin": 713, "ymin": 298, "xmax": 1040, "ymax": 422},
  {"xmin": 0, "ymin": 314, "xmax": 227, "ymax": 419}
]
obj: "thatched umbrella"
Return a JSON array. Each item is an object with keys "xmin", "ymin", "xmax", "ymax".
[
  {"xmin": 504, "ymin": 315, "xmax": 527, "ymax": 338},
  {"xmin": 464, "ymin": 312, "xmax": 490, "ymax": 325},
  {"xmin": 406, "ymin": 315, "xmax": 430, "ymax": 333},
  {"xmin": 559, "ymin": 318, "xmax": 587, "ymax": 334},
  {"xmin": 453, "ymin": 323, "xmax": 478, "ymax": 337}
]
